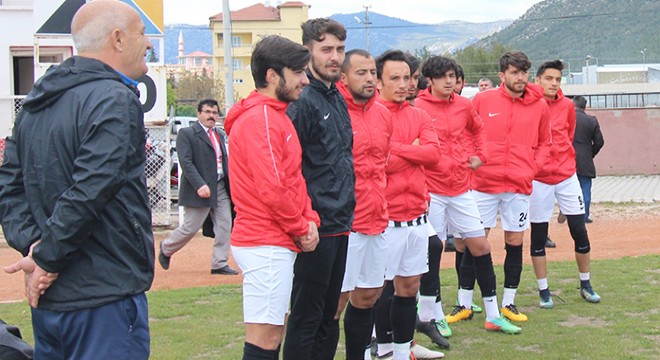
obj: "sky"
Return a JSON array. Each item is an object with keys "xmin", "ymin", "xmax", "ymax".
[{"xmin": 162, "ymin": 0, "xmax": 546, "ymax": 25}]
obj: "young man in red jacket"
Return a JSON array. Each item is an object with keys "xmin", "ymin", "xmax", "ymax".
[
  {"xmin": 471, "ymin": 51, "xmax": 552, "ymax": 324},
  {"xmin": 415, "ymin": 56, "xmax": 521, "ymax": 334},
  {"xmin": 334, "ymin": 49, "xmax": 392, "ymax": 360},
  {"xmin": 374, "ymin": 50, "xmax": 440, "ymax": 360},
  {"xmin": 224, "ymin": 35, "xmax": 320, "ymax": 360},
  {"xmin": 530, "ymin": 60, "xmax": 601, "ymax": 308}
]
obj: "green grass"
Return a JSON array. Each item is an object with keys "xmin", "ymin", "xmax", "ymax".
[{"xmin": 2, "ymin": 255, "xmax": 659, "ymax": 359}]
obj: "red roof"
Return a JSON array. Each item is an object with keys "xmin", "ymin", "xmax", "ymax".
[
  {"xmin": 181, "ymin": 51, "xmax": 212, "ymax": 58},
  {"xmin": 210, "ymin": 2, "xmax": 307, "ymax": 22}
]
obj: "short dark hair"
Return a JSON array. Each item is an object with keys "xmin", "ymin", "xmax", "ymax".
[
  {"xmin": 536, "ymin": 59, "xmax": 564, "ymax": 77},
  {"xmin": 573, "ymin": 95, "xmax": 588, "ymax": 110},
  {"xmin": 405, "ymin": 53, "xmax": 420, "ymax": 75},
  {"xmin": 197, "ymin": 99, "xmax": 219, "ymax": 112},
  {"xmin": 499, "ymin": 51, "xmax": 531, "ymax": 72},
  {"xmin": 455, "ymin": 64, "xmax": 465, "ymax": 81},
  {"xmin": 301, "ymin": 18, "xmax": 347, "ymax": 46},
  {"xmin": 376, "ymin": 50, "xmax": 409, "ymax": 79},
  {"xmin": 251, "ymin": 35, "xmax": 311, "ymax": 88},
  {"xmin": 418, "ymin": 75, "xmax": 428, "ymax": 90},
  {"xmin": 342, "ymin": 49, "xmax": 372, "ymax": 73},
  {"xmin": 421, "ymin": 56, "xmax": 459, "ymax": 80}
]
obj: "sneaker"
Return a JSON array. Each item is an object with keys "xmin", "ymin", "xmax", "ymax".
[
  {"xmin": 545, "ymin": 237, "xmax": 557, "ymax": 248},
  {"xmin": 435, "ymin": 318, "xmax": 452, "ymax": 338},
  {"xmin": 580, "ymin": 286, "xmax": 601, "ymax": 303},
  {"xmin": 485, "ymin": 315, "xmax": 522, "ymax": 334},
  {"xmin": 456, "ymin": 299, "xmax": 483, "ymax": 313},
  {"xmin": 446, "ymin": 305, "xmax": 473, "ymax": 323},
  {"xmin": 539, "ymin": 292, "xmax": 554, "ymax": 309},
  {"xmin": 501, "ymin": 304, "xmax": 528, "ymax": 322},
  {"xmin": 410, "ymin": 341, "xmax": 444, "ymax": 359},
  {"xmin": 158, "ymin": 243, "xmax": 171, "ymax": 270},
  {"xmin": 415, "ymin": 318, "xmax": 450, "ymax": 349},
  {"xmin": 444, "ymin": 236, "xmax": 456, "ymax": 252},
  {"xmin": 585, "ymin": 218, "xmax": 594, "ymax": 224},
  {"xmin": 558, "ymin": 212, "xmax": 567, "ymax": 224}
]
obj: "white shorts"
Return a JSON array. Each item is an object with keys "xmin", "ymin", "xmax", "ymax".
[
  {"xmin": 530, "ymin": 174, "xmax": 585, "ymax": 222},
  {"xmin": 472, "ymin": 190, "xmax": 530, "ymax": 232},
  {"xmin": 428, "ymin": 192, "xmax": 485, "ymax": 240},
  {"xmin": 341, "ymin": 232, "xmax": 388, "ymax": 292},
  {"xmin": 384, "ymin": 217, "xmax": 429, "ymax": 280},
  {"xmin": 231, "ymin": 245, "xmax": 296, "ymax": 325}
]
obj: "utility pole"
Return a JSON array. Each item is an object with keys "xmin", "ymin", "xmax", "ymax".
[
  {"xmin": 222, "ymin": 0, "xmax": 235, "ymax": 110},
  {"xmin": 363, "ymin": 5, "xmax": 371, "ymax": 52}
]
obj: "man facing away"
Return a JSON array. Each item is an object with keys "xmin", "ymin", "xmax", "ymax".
[
  {"xmin": 158, "ymin": 99, "xmax": 238, "ymax": 275},
  {"xmin": 470, "ymin": 51, "xmax": 552, "ymax": 324},
  {"xmin": 529, "ymin": 60, "xmax": 601, "ymax": 309},
  {"xmin": 415, "ymin": 56, "xmax": 521, "ymax": 334},
  {"xmin": 572, "ymin": 95, "xmax": 604, "ymax": 223},
  {"xmin": 373, "ymin": 50, "xmax": 440, "ymax": 360},
  {"xmin": 334, "ymin": 49, "xmax": 393, "ymax": 360},
  {"xmin": 224, "ymin": 35, "xmax": 320, "ymax": 360},
  {"xmin": 0, "ymin": 1, "xmax": 154, "ymax": 358},
  {"xmin": 283, "ymin": 18, "xmax": 356, "ymax": 360}
]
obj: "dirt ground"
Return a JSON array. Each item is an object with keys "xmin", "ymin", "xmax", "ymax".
[{"xmin": 2, "ymin": 202, "xmax": 660, "ymax": 303}]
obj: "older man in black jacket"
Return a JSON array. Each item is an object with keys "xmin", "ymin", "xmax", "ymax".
[
  {"xmin": 0, "ymin": 2, "xmax": 153, "ymax": 358},
  {"xmin": 572, "ymin": 96, "xmax": 604, "ymax": 223}
]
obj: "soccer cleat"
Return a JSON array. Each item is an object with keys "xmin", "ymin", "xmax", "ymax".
[
  {"xmin": 485, "ymin": 315, "xmax": 522, "ymax": 334},
  {"xmin": 580, "ymin": 286, "xmax": 601, "ymax": 303},
  {"xmin": 545, "ymin": 237, "xmax": 557, "ymax": 248},
  {"xmin": 410, "ymin": 341, "xmax": 444, "ymax": 359},
  {"xmin": 456, "ymin": 299, "xmax": 483, "ymax": 313},
  {"xmin": 539, "ymin": 292, "xmax": 555, "ymax": 309},
  {"xmin": 376, "ymin": 351, "xmax": 393, "ymax": 360},
  {"xmin": 444, "ymin": 236, "xmax": 456, "ymax": 252},
  {"xmin": 501, "ymin": 304, "xmax": 528, "ymax": 322},
  {"xmin": 415, "ymin": 318, "xmax": 450, "ymax": 349},
  {"xmin": 446, "ymin": 305, "xmax": 473, "ymax": 323},
  {"xmin": 435, "ymin": 318, "xmax": 452, "ymax": 338}
]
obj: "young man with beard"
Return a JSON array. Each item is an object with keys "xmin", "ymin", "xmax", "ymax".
[
  {"xmin": 373, "ymin": 50, "xmax": 440, "ymax": 360},
  {"xmin": 529, "ymin": 60, "xmax": 601, "ymax": 309},
  {"xmin": 224, "ymin": 35, "xmax": 320, "ymax": 360},
  {"xmin": 470, "ymin": 51, "xmax": 552, "ymax": 324},
  {"xmin": 415, "ymin": 56, "xmax": 521, "ymax": 334},
  {"xmin": 333, "ymin": 49, "xmax": 393, "ymax": 360},
  {"xmin": 284, "ymin": 19, "xmax": 356, "ymax": 360}
]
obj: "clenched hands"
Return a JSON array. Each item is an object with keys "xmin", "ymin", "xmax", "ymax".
[{"xmin": 3, "ymin": 241, "xmax": 59, "ymax": 308}]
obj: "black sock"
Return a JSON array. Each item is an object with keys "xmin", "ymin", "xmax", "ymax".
[
  {"xmin": 540, "ymin": 288, "xmax": 551, "ymax": 298},
  {"xmin": 390, "ymin": 296, "xmax": 417, "ymax": 344},
  {"xmin": 455, "ymin": 250, "xmax": 464, "ymax": 285},
  {"xmin": 420, "ymin": 234, "xmax": 442, "ymax": 297},
  {"xmin": 344, "ymin": 303, "xmax": 375, "ymax": 360},
  {"xmin": 459, "ymin": 248, "xmax": 476, "ymax": 290},
  {"xmin": 473, "ymin": 252, "xmax": 496, "ymax": 297},
  {"xmin": 580, "ymin": 279, "xmax": 592, "ymax": 288},
  {"xmin": 243, "ymin": 342, "xmax": 277, "ymax": 360},
  {"xmin": 504, "ymin": 243, "xmax": 523, "ymax": 289},
  {"xmin": 375, "ymin": 281, "xmax": 394, "ymax": 344}
]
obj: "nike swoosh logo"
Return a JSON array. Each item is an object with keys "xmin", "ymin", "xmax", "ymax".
[
  {"xmin": 534, "ymin": 249, "xmax": 543, "ymax": 253},
  {"xmin": 484, "ymin": 299, "xmax": 494, "ymax": 303},
  {"xmin": 323, "ymin": 113, "xmax": 330, "ymax": 120},
  {"xmin": 488, "ymin": 113, "xmax": 500, "ymax": 117}
]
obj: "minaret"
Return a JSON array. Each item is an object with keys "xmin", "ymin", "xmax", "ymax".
[{"xmin": 178, "ymin": 31, "xmax": 184, "ymax": 59}]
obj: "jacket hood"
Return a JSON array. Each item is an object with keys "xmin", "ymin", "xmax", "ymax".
[
  {"xmin": 547, "ymin": 87, "xmax": 566, "ymax": 104},
  {"xmin": 22, "ymin": 56, "xmax": 126, "ymax": 113},
  {"xmin": 376, "ymin": 97, "xmax": 410, "ymax": 112},
  {"xmin": 336, "ymin": 81, "xmax": 377, "ymax": 111},
  {"xmin": 307, "ymin": 69, "xmax": 341, "ymax": 96},
  {"xmin": 225, "ymin": 90, "xmax": 288, "ymax": 134},
  {"xmin": 416, "ymin": 87, "xmax": 454, "ymax": 105},
  {"xmin": 498, "ymin": 82, "xmax": 545, "ymax": 105}
]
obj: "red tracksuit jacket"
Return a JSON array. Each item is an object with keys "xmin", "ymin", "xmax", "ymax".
[{"xmin": 225, "ymin": 91, "xmax": 320, "ymax": 252}]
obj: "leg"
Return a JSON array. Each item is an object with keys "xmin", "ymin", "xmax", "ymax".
[
  {"xmin": 392, "ymin": 275, "xmax": 423, "ymax": 359},
  {"xmin": 565, "ymin": 214, "xmax": 601, "ymax": 303},
  {"xmin": 344, "ymin": 287, "xmax": 381, "ymax": 360},
  {"xmin": 374, "ymin": 281, "xmax": 394, "ymax": 357},
  {"xmin": 577, "ymin": 175, "xmax": 592, "ymax": 221},
  {"xmin": 161, "ymin": 206, "xmax": 211, "ymax": 258},
  {"xmin": 530, "ymin": 222, "xmax": 553, "ymax": 308},
  {"xmin": 211, "ymin": 181, "xmax": 232, "ymax": 271}
]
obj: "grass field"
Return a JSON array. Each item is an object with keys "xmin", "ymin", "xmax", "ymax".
[{"xmin": 2, "ymin": 255, "xmax": 659, "ymax": 359}]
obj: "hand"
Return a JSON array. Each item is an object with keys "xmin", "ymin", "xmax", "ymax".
[
  {"xmin": 468, "ymin": 156, "xmax": 483, "ymax": 170},
  {"xmin": 296, "ymin": 222, "xmax": 319, "ymax": 252},
  {"xmin": 197, "ymin": 185, "xmax": 211, "ymax": 198},
  {"xmin": 3, "ymin": 241, "xmax": 58, "ymax": 308},
  {"xmin": 412, "ymin": 138, "xmax": 420, "ymax": 146}
]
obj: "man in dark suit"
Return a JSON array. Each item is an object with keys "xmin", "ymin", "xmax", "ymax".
[
  {"xmin": 572, "ymin": 96, "xmax": 604, "ymax": 223},
  {"xmin": 159, "ymin": 99, "xmax": 238, "ymax": 275}
]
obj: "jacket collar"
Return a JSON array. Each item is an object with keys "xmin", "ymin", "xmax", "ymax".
[{"xmin": 307, "ymin": 69, "xmax": 340, "ymax": 96}]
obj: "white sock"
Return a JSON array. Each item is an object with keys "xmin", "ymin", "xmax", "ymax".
[
  {"xmin": 537, "ymin": 277, "xmax": 549, "ymax": 291},
  {"xmin": 433, "ymin": 299, "xmax": 446, "ymax": 321},
  {"xmin": 364, "ymin": 347, "xmax": 371, "ymax": 360},
  {"xmin": 418, "ymin": 295, "xmax": 435, "ymax": 322},
  {"xmin": 483, "ymin": 295, "xmax": 500, "ymax": 321},
  {"xmin": 372, "ymin": 326, "xmax": 376, "ymax": 337},
  {"xmin": 378, "ymin": 343, "xmax": 393, "ymax": 357},
  {"xmin": 502, "ymin": 288, "xmax": 517, "ymax": 308},
  {"xmin": 458, "ymin": 288, "xmax": 473, "ymax": 309},
  {"xmin": 579, "ymin": 272, "xmax": 590, "ymax": 281},
  {"xmin": 393, "ymin": 342, "xmax": 411, "ymax": 360}
]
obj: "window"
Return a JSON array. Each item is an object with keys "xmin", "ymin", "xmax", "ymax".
[
  {"xmin": 231, "ymin": 36, "xmax": 242, "ymax": 48},
  {"xmin": 232, "ymin": 59, "xmax": 243, "ymax": 70},
  {"xmin": 233, "ymin": 79, "xmax": 244, "ymax": 84}
]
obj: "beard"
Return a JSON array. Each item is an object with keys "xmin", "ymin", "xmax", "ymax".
[
  {"xmin": 311, "ymin": 58, "xmax": 341, "ymax": 84},
  {"xmin": 275, "ymin": 77, "xmax": 297, "ymax": 103},
  {"xmin": 505, "ymin": 80, "xmax": 527, "ymax": 95}
]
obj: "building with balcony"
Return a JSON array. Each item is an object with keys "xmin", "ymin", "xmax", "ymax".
[{"xmin": 209, "ymin": 2, "xmax": 309, "ymax": 100}]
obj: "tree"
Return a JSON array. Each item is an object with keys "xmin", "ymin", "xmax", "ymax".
[
  {"xmin": 412, "ymin": 46, "xmax": 432, "ymax": 63},
  {"xmin": 453, "ymin": 42, "xmax": 510, "ymax": 84},
  {"xmin": 147, "ymin": 48, "xmax": 158, "ymax": 63}
]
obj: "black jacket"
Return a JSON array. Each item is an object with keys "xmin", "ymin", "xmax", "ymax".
[
  {"xmin": 176, "ymin": 122, "xmax": 231, "ymax": 208},
  {"xmin": 286, "ymin": 71, "xmax": 355, "ymax": 235},
  {"xmin": 0, "ymin": 56, "xmax": 154, "ymax": 311},
  {"xmin": 573, "ymin": 108, "xmax": 604, "ymax": 178}
]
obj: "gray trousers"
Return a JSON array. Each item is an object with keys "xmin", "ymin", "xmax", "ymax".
[{"xmin": 162, "ymin": 181, "xmax": 232, "ymax": 269}]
